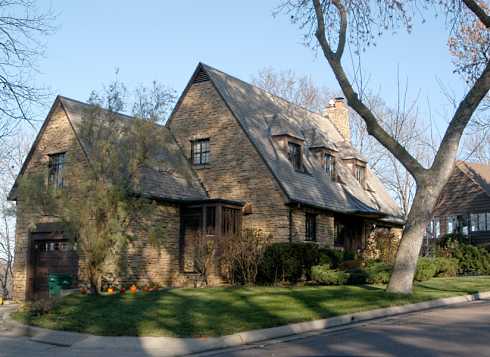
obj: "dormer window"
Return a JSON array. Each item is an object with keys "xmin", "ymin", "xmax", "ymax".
[
  {"xmin": 355, "ymin": 164, "xmax": 365, "ymax": 184},
  {"xmin": 191, "ymin": 138, "xmax": 210, "ymax": 165},
  {"xmin": 287, "ymin": 142, "xmax": 302, "ymax": 171},
  {"xmin": 324, "ymin": 153, "xmax": 336, "ymax": 179},
  {"xmin": 48, "ymin": 152, "xmax": 65, "ymax": 189}
]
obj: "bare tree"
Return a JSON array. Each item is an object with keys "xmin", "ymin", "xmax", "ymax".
[
  {"xmin": 252, "ymin": 67, "xmax": 333, "ymax": 112},
  {"xmin": 280, "ymin": 0, "xmax": 490, "ymax": 293},
  {"xmin": 0, "ymin": 132, "xmax": 31, "ymax": 298},
  {"xmin": 253, "ymin": 67, "xmax": 429, "ymax": 217},
  {"xmin": 0, "ymin": 1, "xmax": 54, "ymax": 140}
]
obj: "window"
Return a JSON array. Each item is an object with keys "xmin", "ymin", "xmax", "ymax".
[
  {"xmin": 470, "ymin": 213, "xmax": 489, "ymax": 232},
  {"xmin": 479, "ymin": 213, "xmax": 486, "ymax": 231},
  {"xmin": 287, "ymin": 142, "xmax": 302, "ymax": 171},
  {"xmin": 48, "ymin": 153, "xmax": 65, "ymax": 189},
  {"xmin": 191, "ymin": 138, "xmax": 210, "ymax": 165},
  {"xmin": 434, "ymin": 218, "xmax": 441, "ymax": 238},
  {"xmin": 470, "ymin": 213, "xmax": 478, "ymax": 232},
  {"xmin": 305, "ymin": 213, "xmax": 317, "ymax": 241},
  {"xmin": 205, "ymin": 206, "xmax": 216, "ymax": 235},
  {"xmin": 447, "ymin": 215, "xmax": 457, "ymax": 234},
  {"xmin": 222, "ymin": 207, "xmax": 241, "ymax": 236},
  {"xmin": 355, "ymin": 165, "xmax": 365, "ymax": 184},
  {"xmin": 324, "ymin": 153, "xmax": 335, "ymax": 179}
]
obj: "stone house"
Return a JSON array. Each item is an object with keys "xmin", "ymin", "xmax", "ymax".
[
  {"xmin": 429, "ymin": 161, "xmax": 490, "ymax": 247},
  {"xmin": 9, "ymin": 63, "xmax": 404, "ymax": 300}
]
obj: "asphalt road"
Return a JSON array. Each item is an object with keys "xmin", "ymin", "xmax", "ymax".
[
  {"xmin": 1, "ymin": 299, "xmax": 489, "ymax": 357},
  {"xmin": 203, "ymin": 299, "xmax": 490, "ymax": 357}
]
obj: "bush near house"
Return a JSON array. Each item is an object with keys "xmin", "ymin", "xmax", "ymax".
[
  {"xmin": 437, "ymin": 235, "xmax": 490, "ymax": 276},
  {"xmin": 257, "ymin": 243, "xmax": 320, "ymax": 284},
  {"xmin": 414, "ymin": 258, "xmax": 439, "ymax": 282},
  {"xmin": 311, "ymin": 265, "xmax": 350, "ymax": 285}
]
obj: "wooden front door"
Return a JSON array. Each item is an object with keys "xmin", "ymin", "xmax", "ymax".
[{"xmin": 31, "ymin": 233, "xmax": 78, "ymax": 297}]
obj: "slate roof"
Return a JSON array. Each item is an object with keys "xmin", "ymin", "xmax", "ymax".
[
  {"xmin": 9, "ymin": 96, "xmax": 207, "ymax": 202},
  {"xmin": 198, "ymin": 63, "xmax": 403, "ymax": 223},
  {"xmin": 457, "ymin": 161, "xmax": 490, "ymax": 198}
]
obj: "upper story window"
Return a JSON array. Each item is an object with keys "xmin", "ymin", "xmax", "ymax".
[
  {"xmin": 287, "ymin": 142, "xmax": 302, "ymax": 171},
  {"xmin": 48, "ymin": 153, "xmax": 65, "ymax": 189},
  {"xmin": 305, "ymin": 213, "xmax": 317, "ymax": 241},
  {"xmin": 355, "ymin": 164, "xmax": 365, "ymax": 184},
  {"xmin": 191, "ymin": 138, "xmax": 210, "ymax": 165},
  {"xmin": 324, "ymin": 153, "xmax": 336, "ymax": 179}
]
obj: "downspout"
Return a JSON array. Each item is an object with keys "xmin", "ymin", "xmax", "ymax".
[{"xmin": 288, "ymin": 206, "xmax": 293, "ymax": 243}]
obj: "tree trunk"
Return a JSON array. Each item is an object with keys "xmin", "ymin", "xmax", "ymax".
[{"xmin": 386, "ymin": 184, "xmax": 439, "ymax": 294}]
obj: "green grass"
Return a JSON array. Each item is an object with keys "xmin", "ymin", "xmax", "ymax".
[{"xmin": 13, "ymin": 276, "xmax": 490, "ymax": 337}]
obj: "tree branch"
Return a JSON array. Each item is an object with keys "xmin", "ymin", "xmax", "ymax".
[
  {"xmin": 432, "ymin": 59, "xmax": 490, "ymax": 172},
  {"xmin": 462, "ymin": 0, "xmax": 490, "ymax": 28},
  {"xmin": 312, "ymin": 0, "xmax": 427, "ymax": 179}
]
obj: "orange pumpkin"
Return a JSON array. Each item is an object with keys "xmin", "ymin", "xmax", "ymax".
[
  {"xmin": 107, "ymin": 287, "xmax": 114, "ymax": 295},
  {"xmin": 130, "ymin": 285, "xmax": 137, "ymax": 294},
  {"xmin": 79, "ymin": 287, "xmax": 87, "ymax": 295}
]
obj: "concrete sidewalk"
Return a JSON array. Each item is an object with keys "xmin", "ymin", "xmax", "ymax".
[{"xmin": 2, "ymin": 292, "xmax": 490, "ymax": 357}]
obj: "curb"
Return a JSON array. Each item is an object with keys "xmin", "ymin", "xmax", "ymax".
[{"xmin": 4, "ymin": 291, "xmax": 490, "ymax": 356}]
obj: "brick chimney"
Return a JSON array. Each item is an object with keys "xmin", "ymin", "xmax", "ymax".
[{"xmin": 324, "ymin": 97, "xmax": 350, "ymax": 142}]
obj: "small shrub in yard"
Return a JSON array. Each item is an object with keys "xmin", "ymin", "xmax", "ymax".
[
  {"xmin": 311, "ymin": 265, "xmax": 349, "ymax": 285},
  {"xmin": 258, "ymin": 243, "xmax": 320, "ymax": 284},
  {"xmin": 346, "ymin": 268, "xmax": 369, "ymax": 285},
  {"xmin": 364, "ymin": 261, "xmax": 392, "ymax": 284},
  {"xmin": 23, "ymin": 297, "xmax": 60, "ymax": 316},
  {"xmin": 317, "ymin": 248, "xmax": 354, "ymax": 269},
  {"xmin": 434, "ymin": 257, "xmax": 458, "ymax": 277},
  {"xmin": 452, "ymin": 243, "xmax": 490, "ymax": 275},
  {"xmin": 415, "ymin": 257, "xmax": 438, "ymax": 281}
]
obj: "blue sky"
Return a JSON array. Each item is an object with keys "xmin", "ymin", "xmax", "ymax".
[{"xmin": 34, "ymin": 1, "xmax": 466, "ymax": 133}]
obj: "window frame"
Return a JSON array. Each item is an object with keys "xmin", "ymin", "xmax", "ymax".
[
  {"xmin": 48, "ymin": 152, "xmax": 65, "ymax": 189},
  {"xmin": 305, "ymin": 213, "xmax": 317, "ymax": 242},
  {"xmin": 287, "ymin": 141, "xmax": 303, "ymax": 171},
  {"xmin": 354, "ymin": 164, "xmax": 365, "ymax": 185},
  {"xmin": 191, "ymin": 138, "xmax": 210, "ymax": 165},
  {"xmin": 324, "ymin": 153, "xmax": 336, "ymax": 179}
]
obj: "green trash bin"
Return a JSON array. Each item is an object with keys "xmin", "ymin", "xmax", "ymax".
[{"xmin": 48, "ymin": 273, "xmax": 73, "ymax": 297}]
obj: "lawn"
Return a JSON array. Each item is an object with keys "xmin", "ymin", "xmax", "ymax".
[{"xmin": 13, "ymin": 276, "xmax": 490, "ymax": 337}]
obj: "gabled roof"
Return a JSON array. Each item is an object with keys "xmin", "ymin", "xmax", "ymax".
[
  {"xmin": 194, "ymin": 63, "xmax": 403, "ymax": 222},
  {"xmin": 9, "ymin": 96, "xmax": 207, "ymax": 202},
  {"xmin": 457, "ymin": 161, "xmax": 490, "ymax": 198}
]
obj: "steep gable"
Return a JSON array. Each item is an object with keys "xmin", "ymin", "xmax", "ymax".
[
  {"xmin": 433, "ymin": 163, "xmax": 490, "ymax": 216},
  {"xmin": 10, "ymin": 96, "xmax": 207, "ymax": 202},
  {"xmin": 186, "ymin": 63, "xmax": 403, "ymax": 222}
]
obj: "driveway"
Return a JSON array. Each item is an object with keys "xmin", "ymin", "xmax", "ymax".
[
  {"xmin": 204, "ymin": 299, "xmax": 490, "ymax": 357},
  {"xmin": 0, "ymin": 300, "xmax": 489, "ymax": 356}
]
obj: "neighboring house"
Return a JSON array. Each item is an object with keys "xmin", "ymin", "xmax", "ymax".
[
  {"xmin": 9, "ymin": 63, "xmax": 404, "ymax": 300},
  {"xmin": 430, "ymin": 161, "xmax": 490, "ymax": 246}
]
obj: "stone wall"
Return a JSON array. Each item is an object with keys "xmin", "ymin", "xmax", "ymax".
[{"xmin": 168, "ymin": 80, "xmax": 291, "ymax": 242}]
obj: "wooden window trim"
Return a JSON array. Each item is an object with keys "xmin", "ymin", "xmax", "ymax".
[
  {"xmin": 48, "ymin": 152, "xmax": 65, "ymax": 189},
  {"xmin": 191, "ymin": 138, "xmax": 210, "ymax": 165},
  {"xmin": 305, "ymin": 213, "xmax": 317, "ymax": 242},
  {"xmin": 287, "ymin": 141, "xmax": 303, "ymax": 172}
]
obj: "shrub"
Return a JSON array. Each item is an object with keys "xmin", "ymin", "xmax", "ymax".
[
  {"xmin": 339, "ymin": 259, "xmax": 363, "ymax": 270},
  {"xmin": 317, "ymin": 248, "xmax": 354, "ymax": 269},
  {"xmin": 414, "ymin": 257, "xmax": 438, "ymax": 281},
  {"xmin": 23, "ymin": 297, "xmax": 60, "ymax": 316},
  {"xmin": 434, "ymin": 257, "xmax": 458, "ymax": 277},
  {"xmin": 364, "ymin": 261, "xmax": 392, "ymax": 284},
  {"xmin": 452, "ymin": 243, "xmax": 490, "ymax": 275},
  {"xmin": 346, "ymin": 268, "xmax": 369, "ymax": 285},
  {"xmin": 221, "ymin": 229, "xmax": 272, "ymax": 285},
  {"xmin": 311, "ymin": 265, "xmax": 349, "ymax": 285},
  {"xmin": 258, "ymin": 243, "xmax": 320, "ymax": 284}
]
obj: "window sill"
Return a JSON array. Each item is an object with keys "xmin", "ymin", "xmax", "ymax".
[{"xmin": 192, "ymin": 164, "xmax": 211, "ymax": 170}]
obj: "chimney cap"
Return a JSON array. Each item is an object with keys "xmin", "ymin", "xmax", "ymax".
[{"xmin": 335, "ymin": 96, "xmax": 345, "ymax": 102}]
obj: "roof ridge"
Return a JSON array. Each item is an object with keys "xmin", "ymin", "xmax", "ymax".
[
  {"xmin": 456, "ymin": 161, "xmax": 490, "ymax": 198},
  {"xmin": 200, "ymin": 63, "xmax": 350, "ymax": 149}
]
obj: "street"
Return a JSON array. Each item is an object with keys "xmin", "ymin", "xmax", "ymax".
[{"xmin": 1, "ymin": 300, "xmax": 489, "ymax": 356}]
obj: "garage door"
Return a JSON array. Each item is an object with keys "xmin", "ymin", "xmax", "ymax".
[{"xmin": 31, "ymin": 233, "xmax": 78, "ymax": 296}]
